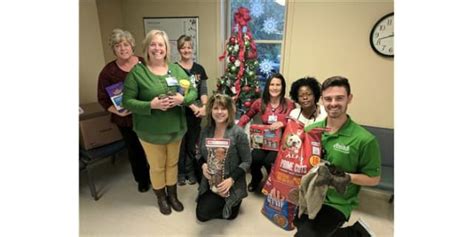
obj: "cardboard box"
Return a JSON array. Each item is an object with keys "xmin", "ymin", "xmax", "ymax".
[
  {"xmin": 79, "ymin": 102, "xmax": 122, "ymax": 150},
  {"xmin": 80, "ymin": 102, "xmax": 109, "ymax": 121}
]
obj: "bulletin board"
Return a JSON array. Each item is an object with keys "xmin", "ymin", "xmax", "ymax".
[{"xmin": 143, "ymin": 17, "xmax": 198, "ymax": 63}]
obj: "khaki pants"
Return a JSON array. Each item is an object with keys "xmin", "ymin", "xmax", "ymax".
[{"xmin": 139, "ymin": 139, "xmax": 182, "ymax": 189}]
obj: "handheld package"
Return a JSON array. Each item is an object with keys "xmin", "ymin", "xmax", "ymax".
[{"xmin": 178, "ymin": 79, "xmax": 190, "ymax": 96}]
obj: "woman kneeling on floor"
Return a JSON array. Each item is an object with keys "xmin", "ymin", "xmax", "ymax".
[{"xmin": 195, "ymin": 94, "xmax": 252, "ymax": 221}]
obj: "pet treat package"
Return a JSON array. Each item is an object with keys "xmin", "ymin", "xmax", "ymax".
[
  {"xmin": 105, "ymin": 82, "xmax": 125, "ymax": 113},
  {"xmin": 261, "ymin": 118, "xmax": 326, "ymax": 230},
  {"xmin": 205, "ymin": 138, "xmax": 230, "ymax": 195},
  {"xmin": 249, "ymin": 124, "xmax": 282, "ymax": 151}
]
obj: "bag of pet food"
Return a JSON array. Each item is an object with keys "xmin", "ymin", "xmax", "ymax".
[{"xmin": 261, "ymin": 118, "xmax": 325, "ymax": 230}]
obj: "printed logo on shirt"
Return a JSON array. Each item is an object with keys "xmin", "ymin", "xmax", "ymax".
[
  {"xmin": 190, "ymin": 74, "xmax": 197, "ymax": 88},
  {"xmin": 333, "ymin": 143, "xmax": 350, "ymax": 154}
]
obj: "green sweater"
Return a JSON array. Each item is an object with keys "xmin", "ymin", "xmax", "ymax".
[{"xmin": 122, "ymin": 63, "xmax": 197, "ymax": 144}]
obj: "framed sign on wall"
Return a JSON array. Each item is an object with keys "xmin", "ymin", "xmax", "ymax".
[{"xmin": 143, "ymin": 17, "xmax": 198, "ymax": 63}]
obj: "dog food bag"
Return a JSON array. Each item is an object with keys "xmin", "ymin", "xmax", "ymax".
[{"xmin": 261, "ymin": 118, "xmax": 325, "ymax": 230}]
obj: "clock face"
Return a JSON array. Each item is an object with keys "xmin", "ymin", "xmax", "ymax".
[{"xmin": 370, "ymin": 13, "xmax": 394, "ymax": 57}]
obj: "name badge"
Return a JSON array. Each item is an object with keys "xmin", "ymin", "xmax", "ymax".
[
  {"xmin": 165, "ymin": 76, "xmax": 178, "ymax": 86},
  {"xmin": 268, "ymin": 114, "xmax": 277, "ymax": 124},
  {"xmin": 190, "ymin": 74, "xmax": 197, "ymax": 88}
]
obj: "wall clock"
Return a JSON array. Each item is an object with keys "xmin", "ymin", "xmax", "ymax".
[{"xmin": 370, "ymin": 13, "xmax": 394, "ymax": 57}]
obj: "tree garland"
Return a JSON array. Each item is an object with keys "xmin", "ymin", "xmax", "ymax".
[{"xmin": 218, "ymin": 7, "xmax": 260, "ymax": 115}]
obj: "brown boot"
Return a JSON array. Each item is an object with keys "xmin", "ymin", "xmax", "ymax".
[
  {"xmin": 153, "ymin": 188, "xmax": 171, "ymax": 215},
  {"xmin": 166, "ymin": 184, "xmax": 184, "ymax": 212}
]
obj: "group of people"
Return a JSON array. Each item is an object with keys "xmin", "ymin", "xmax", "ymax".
[{"xmin": 97, "ymin": 28, "xmax": 382, "ymax": 237}]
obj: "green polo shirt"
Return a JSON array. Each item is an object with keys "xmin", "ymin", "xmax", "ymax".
[
  {"xmin": 305, "ymin": 116, "xmax": 381, "ymax": 219},
  {"xmin": 123, "ymin": 63, "xmax": 197, "ymax": 144}
]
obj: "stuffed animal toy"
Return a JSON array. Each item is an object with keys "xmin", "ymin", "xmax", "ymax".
[
  {"xmin": 298, "ymin": 163, "xmax": 351, "ymax": 219},
  {"xmin": 315, "ymin": 164, "xmax": 351, "ymax": 195}
]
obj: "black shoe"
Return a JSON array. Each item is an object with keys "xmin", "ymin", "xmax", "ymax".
[
  {"xmin": 247, "ymin": 182, "xmax": 259, "ymax": 192},
  {"xmin": 188, "ymin": 176, "xmax": 197, "ymax": 185},
  {"xmin": 178, "ymin": 176, "xmax": 186, "ymax": 186},
  {"xmin": 138, "ymin": 182, "xmax": 150, "ymax": 192},
  {"xmin": 353, "ymin": 218, "xmax": 375, "ymax": 237}
]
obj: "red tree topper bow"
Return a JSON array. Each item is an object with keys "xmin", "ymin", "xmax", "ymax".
[{"xmin": 234, "ymin": 7, "xmax": 251, "ymax": 27}]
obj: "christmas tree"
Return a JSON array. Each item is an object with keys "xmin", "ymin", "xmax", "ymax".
[{"xmin": 217, "ymin": 7, "xmax": 260, "ymax": 117}]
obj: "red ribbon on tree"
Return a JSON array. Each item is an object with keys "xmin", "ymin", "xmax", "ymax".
[{"xmin": 233, "ymin": 7, "xmax": 252, "ymax": 98}]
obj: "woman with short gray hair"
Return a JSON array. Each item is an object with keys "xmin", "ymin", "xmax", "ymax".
[{"xmin": 97, "ymin": 28, "xmax": 151, "ymax": 193}]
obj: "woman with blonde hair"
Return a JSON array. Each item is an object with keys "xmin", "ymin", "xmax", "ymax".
[
  {"xmin": 175, "ymin": 35, "xmax": 209, "ymax": 186},
  {"xmin": 123, "ymin": 29, "xmax": 197, "ymax": 215}
]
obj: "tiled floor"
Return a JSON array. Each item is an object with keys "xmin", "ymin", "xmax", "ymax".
[{"xmin": 79, "ymin": 152, "xmax": 393, "ymax": 236}]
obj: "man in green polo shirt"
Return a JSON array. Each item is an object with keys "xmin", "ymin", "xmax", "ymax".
[{"xmin": 294, "ymin": 76, "xmax": 381, "ymax": 237}]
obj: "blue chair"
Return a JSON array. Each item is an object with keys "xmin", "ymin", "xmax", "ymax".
[
  {"xmin": 79, "ymin": 140, "xmax": 127, "ymax": 200},
  {"xmin": 362, "ymin": 125, "xmax": 394, "ymax": 203}
]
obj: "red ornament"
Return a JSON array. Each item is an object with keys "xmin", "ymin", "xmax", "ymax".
[
  {"xmin": 244, "ymin": 101, "xmax": 252, "ymax": 108},
  {"xmin": 255, "ymin": 87, "xmax": 261, "ymax": 94},
  {"xmin": 242, "ymin": 86, "xmax": 250, "ymax": 92},
  {"xmin": 247, "ymin": 50, "xmax": 257, "ymax": 59},
  {"xmin": 230, "ymin": 56, "xmax": 236, "ymax": 63},
  {"xmin": 230, "ymin": 36, "xmax": 236, "ymax": 44}
]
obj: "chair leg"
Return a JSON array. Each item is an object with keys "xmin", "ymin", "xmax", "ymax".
[
  {"xmin": 389, "ymin": 194, "xmax": 394, "ymax": 203},
  {"xmin": 85, "ymin": 168, "xmax": 98, "ymax": 201}
]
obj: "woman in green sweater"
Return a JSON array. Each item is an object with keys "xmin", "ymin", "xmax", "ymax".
[{"xmin": 123, "ymin": 29, "xmax": 197, "ymax": 215}]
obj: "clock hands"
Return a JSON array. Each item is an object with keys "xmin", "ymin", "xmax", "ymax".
[{"xmin": 379, "ymin": 34, "xmax": 394, "ymax": 40}]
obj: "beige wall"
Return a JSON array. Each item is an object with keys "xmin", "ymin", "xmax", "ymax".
[
  {"xmin": 81, "ymin": 0, "xmax": 393, "ymax": 128},
  {"xmin": 95, "ymin": 0, "xmax": 224, "ymax": 94},
  {"xmin": 96, "ymin": 0, "xmax": 124, "ymax": 62},
  {"xmin": 79, "ymin": 0, "xmax": 106, "ymax": 104},
  {"xmin": 284, "ymin": 0, "xmax": 393, "ymax": 128}
]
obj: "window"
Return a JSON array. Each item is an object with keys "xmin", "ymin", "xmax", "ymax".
[{"xmin": 229, "ymin": 0, "xmax": 286, "ymax": 89}]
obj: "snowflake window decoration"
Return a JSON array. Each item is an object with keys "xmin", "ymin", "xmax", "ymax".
[
  {"xmin": 263, "ymin": 17, "xmax": 278, "ymax": 34},
  {"xmin": 250, "ymin": 1, "xmax": 264, "ymax": 18},
  {"xmin": 259, "ymin": 59, "xmax": 274, "ymax": 75}
]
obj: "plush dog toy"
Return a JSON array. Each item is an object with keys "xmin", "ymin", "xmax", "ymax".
[
  {"xmin": 298, "ymin": 163, "xmax": 351, "ymax": 219},
  {"xmin": 315, "ymin": 164, "xmax": 351, "ymax": 195}
]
